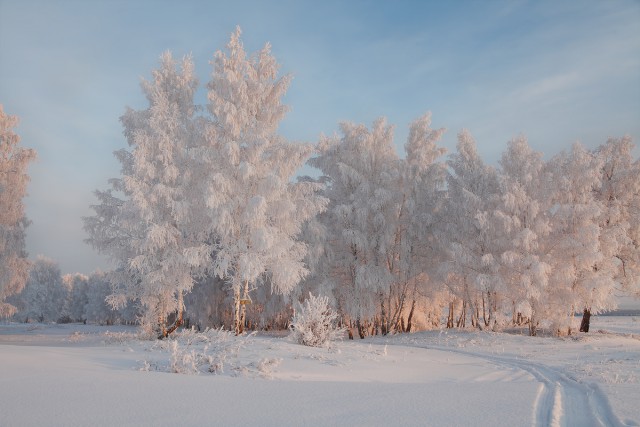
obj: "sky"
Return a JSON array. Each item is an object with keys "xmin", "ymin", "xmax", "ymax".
[{"xmin": 1, "ymin": 0, "xmax": 639, "ymax": 277}]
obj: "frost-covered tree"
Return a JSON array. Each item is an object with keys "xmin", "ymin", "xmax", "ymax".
[
  {"xmin": 121, "ymin": 51, "xmax": 204, "ymax": 337},
  {"xmin": 309, "ymin": 118, "xmax": 401, "ymax": 338},
  {"xmin": 442, "ymin": 130, "xmax": 502, "ymax": 330},
  {"xmin": 392, "ymin": 113, "xmax": 447, "ymax": 333},
  {"xmin": 0, "ymin": 105, "xmax": 36, "ymax": 317},
  {"xmin": 84, "ymin": 151, "xmax": 144, "ymax": 325},
  {"xmin": 306, "ymin": 114, "xmax": 447, "ymax": 337},
  {"xmin": 86, "ymin": 52, "xmax": 205, "ymax": 338},
  {"xmin": 84, "ymin": 271, "xmax": 110, "ymax": 325},
  {"xmin": 496, "ymin": 137, "xmax": 553, "ymax": 336},
  {"xmin": 547, "ymin": 143, "xmax": 614, "ymax": 334},
  {"xmin": 86, "ymin": 29, "xmax": 322, "ymax": 337},
  {"xmin": 203, "ymin": 27, "xmax": 326, "ymax": 334},
  {"xmin": 593, "ymin": 137, "xmax": 640, "ymax": 301},
  {"xmin": 12, "ymin": 257, "xmax": 68, "ymax": 323},
  {"xmin": 65, "ymin": 273, "xmax": 89, "ymax": 323}
]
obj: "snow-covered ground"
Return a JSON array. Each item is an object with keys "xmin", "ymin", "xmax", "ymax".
[{"xmin": 1, "ymin": 317, "xmax": 638, "ymax": 427}]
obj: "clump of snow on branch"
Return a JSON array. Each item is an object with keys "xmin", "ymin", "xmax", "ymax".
[{"xmin": 290, "ymin": 293, "xmax": 346, "ymax": 347}]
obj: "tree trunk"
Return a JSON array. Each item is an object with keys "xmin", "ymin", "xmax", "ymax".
[
  {"xmin": 457, "ymin": 300, "xmax": 467, "ymax": 328},
  {"xmin": 233, "ymin": 287, "xmax": 242, "ymax": 335},
  {"xmin": 567, "ymin": 310, "xmax": 575, "ymax": 336},
  {"xmin": 579, "ymin": 308, "xmax": 591, "ymax": 333},
  {"xmin": 380, "ymin": 295, "xmax": 388, "ymax": 335},
  {"xmin": 405, "ymin": 298, "xmax": 416, "ymax": 333},
  {"xmin": 239, "ymin": 280, "xmax": 249, "ymax": 334},
  {"xmin": 356, "ymin": 318, "xmax": 366, "ymax": 339},
  {"xmin": 529, "ymin": 312, "xmax": 537, "ymax": 337},
  {"xmin": 161, "ymin": 291, "xmax": 185, "ymax": 339},
  {"xmin": 472, "ymin": 300, "xmax": 480, "ymax": 329},
  {"xmin": 482, "ymin": 292, "xmax": 488, "ymax": 327},
  {"xmin": 447, "ymin": 301, "xmax": 455, "ymax": 328}
]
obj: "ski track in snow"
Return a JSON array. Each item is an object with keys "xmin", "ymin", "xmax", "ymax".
[{"xmin": 391, "ymin": 341, "xmax": 627, "ymax": 427}]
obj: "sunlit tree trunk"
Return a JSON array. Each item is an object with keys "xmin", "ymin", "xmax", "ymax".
[
  {"xmin": 447, "ymin": 301, "xmax": 455, "ymax": 328},
  {"xmin": 163, "ymin": 291, "xmax": 184, "ymax": 338},
  {"xmin": 233, "ymin": 287, "xmax": 242, "ymax": 335}
]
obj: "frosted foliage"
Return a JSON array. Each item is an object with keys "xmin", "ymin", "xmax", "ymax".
[
  {"xmin": 443, "ymin": 130, "xmax": 503, "ymax": 327},
  {"xmin": 81, "ymin": 27, "xmax": 638, "ymax": 336},
  {"xmin": 405, "ymin": 112, "xmax": 446, "ymax": 174},
  {"xmin": 547, "ymin": 143, "xmax": 615, "ymax": 324},
  {"xmin": 86, "ymin": 271, "xmax": 115, "ymax": 325},
  {"xmin": 65, "ymin": 273, "xmax": 89, "ymax": 322},
  {"xmin": 305, "ymin": 113, "xmax": 448, "ymax": 335},
  {"xmin": 496, "ymin": 137, "xmax": 553, "ymax": 333},
  {"xmin": 86, "ymin": 28, "xmax": 325, "ymax": 335},
  {"xmin": 0, "ymin": 106, "xmax": 36, "ymax": 317},
  {"xmin": 204, "ymin": 27, "xmax": 326, "ymax": 298},
  {"xmin": 86, "ymin": 52, "xmax": 204, "ymax": 336},
  {"xmin": 403, "ymin": 114, "xmax": 447, "ymax": 262},
  {"xmin": 10, "ymin": 257, "xmax": 68, "ymax": 323},
  {"xmin": 290, "ymin": 293, "xmax": 345, "ymax": 347},
  {"xmin": 208, "ymin": 27, "xmax": 290, "ymax": 142},
  {"xmin": 309, "ymin": 118, "xmax": 401, "ymax": 321},
  {"xmin": 594, "ymin": 137, "xmax": 640, "ymax": 297}
]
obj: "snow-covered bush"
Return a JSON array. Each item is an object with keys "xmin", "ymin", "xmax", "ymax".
[
  {"xmin": 290, "ymin": 293, "xmax": 345, "ymax": 347},
  {"xmin": 164, "ymin": 328, "xmax": 247, "ymax": 375}
]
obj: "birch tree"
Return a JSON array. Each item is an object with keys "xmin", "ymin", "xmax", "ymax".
[
  {"xmin": 65, "ymin": 273, "xmax": 89, "ymax": 323},
  {"xmin": 123, "ymin": 52, "xmax": 204, "ymax": 337},
  {"xmin": 0, "ymin": 105, "xmax": 36, "ymax": 317},
  {"xmin": 309, "ymin": 118, "xmax": 401, "ymax": 337},
  {"xmin": 547, "ymin": 143, "xmax": 614, "ymax": 334},
  {"xmin": 496, "ymin": 137, "xmax": 553, "ymax": 336},
  {"xmin": 593, "ymin": 137, "xmax": 640, "ymax": 300},
  {"xmin": 443, "ymin": 130, "xmax": 502, "ymax": 329},
  {"xmin": 11, "ymin": 256, "xmax": 67, "ymax": 323},
  {"xmin": 85, "ymin": 53, "xmax": 204, "ymax": 337},
  {"xmin": 204, "ymin": 27, "xmax": 327, "ymax": 334},
  {"xmin": 394, "ymin": 113, "xmax": 447, "ymax": 332}
]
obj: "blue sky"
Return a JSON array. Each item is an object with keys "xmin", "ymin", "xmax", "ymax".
[{"xmin": 1, "ymin": 0, "xmax": 639, "ymax": 275}]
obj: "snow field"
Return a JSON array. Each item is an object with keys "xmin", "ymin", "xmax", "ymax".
[{"xmin": 1, "ymin": 316, "xmax": 639, "ymax": 426}]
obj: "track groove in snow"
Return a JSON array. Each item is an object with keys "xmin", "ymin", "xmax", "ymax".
[{"xmin": 394, "ymin": 343, "xmax": 627, "ymax": 427}]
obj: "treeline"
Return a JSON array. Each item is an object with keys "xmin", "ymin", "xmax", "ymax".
[
  {"xmin": 2, "ymin": 29, "xmax": 638, "ymax": 338},
  {"xmin": 7, "ymin": 257, "xmax": 138, "ymax": 325},
  {"xmin": 81, "ymin": 28, "xmax": 638, "ymax": 337}
]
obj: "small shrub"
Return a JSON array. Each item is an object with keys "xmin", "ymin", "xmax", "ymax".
[{"xmin": 290, "ymin": 293, "xmax": 345, "ymax": 347}]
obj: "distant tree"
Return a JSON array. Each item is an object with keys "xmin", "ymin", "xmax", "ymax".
[
  {"xmin": 85, "ymin": 271, "xmax": 122, "ymax": 325},
  {"xmin": 204, "ymin": 27, "xmax": 326, "ymax": 334},
  {"xmin": 65, "ymin": 273, "xmax": 89, "ymax": 323},
  {"xmin": 13, "ymin": 257, "xmax": 67, "ymax": 323},
  {"xmin": 0, "ymin": 105, "xmax": 36, "ymax": 317}
]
